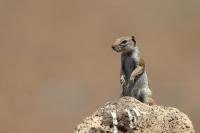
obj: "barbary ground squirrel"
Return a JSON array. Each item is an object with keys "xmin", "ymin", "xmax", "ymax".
[{"xmin": 112, "ymin": 36, "xmax": 154, "ymax": 105}]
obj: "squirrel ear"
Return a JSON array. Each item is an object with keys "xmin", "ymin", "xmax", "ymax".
[{"xmin": 131, "ymin": 36, "xmax": 136, "ymax": 45}]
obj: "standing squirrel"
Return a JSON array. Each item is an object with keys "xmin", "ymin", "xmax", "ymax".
[{"xmin": 112, "ymin": 36, "xmax": 154, "ymax": 105}]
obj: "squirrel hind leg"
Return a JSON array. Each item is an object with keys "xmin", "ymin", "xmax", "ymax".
[
  {"xmin": 139, "ymin": 95, "xmax": 155, "ymax": 106},
  {"xmin": 145, "ymin": 97, "xmax": 155, "ymax": 106}
]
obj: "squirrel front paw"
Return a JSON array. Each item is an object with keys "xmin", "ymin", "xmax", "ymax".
[
  {"xmin": 129, "ymin": 74, "xmax": 135, "ymax": 81},
  {"xmin": 120, "ymin": 76, "xmax": 126, "ymax": 85}
]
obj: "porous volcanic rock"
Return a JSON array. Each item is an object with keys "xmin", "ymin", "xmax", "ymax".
[{"xmin": 75, "ymin": 97, "xmax": 194, "ymax": 133}]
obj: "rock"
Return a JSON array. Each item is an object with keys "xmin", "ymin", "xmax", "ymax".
[{"xmin": 74, "ymin": 97, "xmax": 195, "ymax": 133}]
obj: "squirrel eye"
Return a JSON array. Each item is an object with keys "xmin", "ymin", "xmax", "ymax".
[{"xmin": 121, "ymin": 40, "xmax": 127, "ymax": 44}]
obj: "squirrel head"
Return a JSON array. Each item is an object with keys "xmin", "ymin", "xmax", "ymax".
[{"xmin": 112, "ymin": 36, "xmax": 137, "ymax": 54}]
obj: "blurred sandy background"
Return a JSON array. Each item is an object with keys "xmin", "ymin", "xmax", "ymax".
[{"xmin": 0, "ymin": 0, "xmax": 200, "ymax": 132}]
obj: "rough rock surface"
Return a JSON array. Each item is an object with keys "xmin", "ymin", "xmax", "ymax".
[{"xmin": 74, "ymin": 97, "xmax": 194, "ymax": 133}]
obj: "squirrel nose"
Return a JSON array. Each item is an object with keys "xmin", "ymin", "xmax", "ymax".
[{"xmin": 112, "ymin": 45, "xmax": 115, "ymax": 50}]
